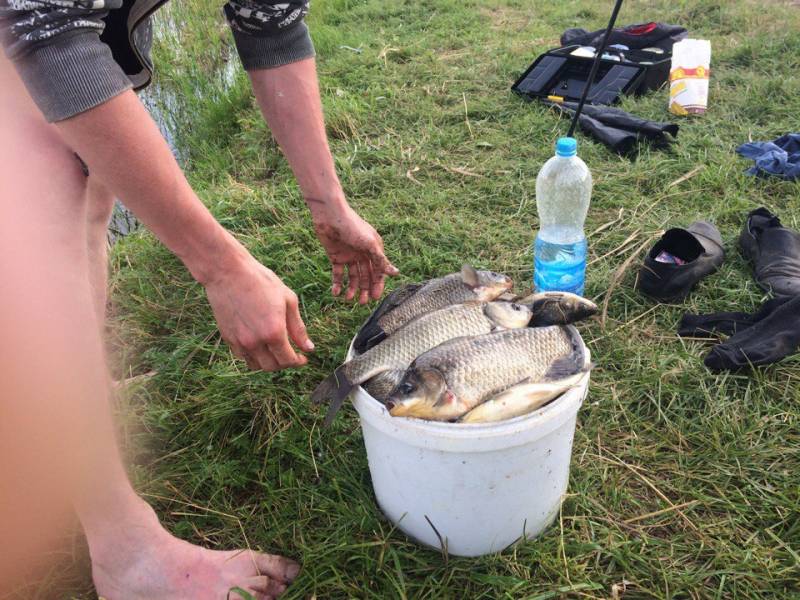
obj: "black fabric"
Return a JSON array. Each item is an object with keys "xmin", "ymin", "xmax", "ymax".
[
  {"xmin": 224, "ymin": 0, "xmax": 309, "ymax": 37},
  {"xmin": 548, "ymin": 101, "xmax": 678, "ymax": 154},
  {"xmin": 698, "ymin": 296, "xmax": 800, "ymax": 372},
  {"xmin": 638, "ymin": 221, "xmax": 725, "ymax": 302},
  {"xmin": 574, "ymin": 103, "xmax": 679, "ymax": 139},
  {"xmin": 739, "ymin": 207, "xmax": 800, "ymax": 297},
  {"xmin": 561, "ymin": 22, "xmax": 687, "ymax": 52},
  {"xmin": 99, "ymin": 0, "xmax": 155, "ymax": 77},
  {"xmin": 567, "ymin": 110, "xmax": 637, "ymax": 154},
  {"xmin": 678, "ymin": 297, "xmax": 793, "ymax": 338}
]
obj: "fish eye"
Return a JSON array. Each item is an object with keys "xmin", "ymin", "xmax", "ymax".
[{"xmin": 512, "ymin": 304, "xmax": 520, "ymax": 311}]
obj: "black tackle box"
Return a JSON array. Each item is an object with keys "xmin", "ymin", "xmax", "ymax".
[{"xmin": 512, "ymin": 45, "xmax": 671, "ymax": 105}]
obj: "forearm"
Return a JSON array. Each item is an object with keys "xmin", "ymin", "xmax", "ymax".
[
  {"xmin": 56, "ymin": 90, "xmax": 247, "ymax": 284},
  {"xmin": 248, "ymin": 58, "xmax": 346, "ymax": 209}
]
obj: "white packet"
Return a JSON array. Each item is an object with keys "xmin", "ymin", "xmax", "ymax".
[{"xmin": 669, "ymin": 39, "xmax": 711, "ymax": 115}]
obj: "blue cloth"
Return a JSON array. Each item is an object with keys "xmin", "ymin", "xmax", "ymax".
[{"xmin": 737, "ymin": 133, "xmax": 800, "ymax": 181}]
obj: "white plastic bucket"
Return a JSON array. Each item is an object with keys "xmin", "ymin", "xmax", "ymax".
[{"xmin": 350, "ymin": 339, "xmax": 589, "ymax": 557}]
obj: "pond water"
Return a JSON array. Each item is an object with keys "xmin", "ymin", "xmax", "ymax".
[{"xmin": 108, "ymin": 5, "xmax": 239, "ymax": 244}]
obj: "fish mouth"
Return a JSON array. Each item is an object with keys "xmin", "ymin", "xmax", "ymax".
[
  {"xmin": 574, "ymin": 299, "xmax": 599, "ymax": 319},
  {"xmin": 476, "ymin": 280, "xmax": 514, "ymax": 301},
  {"xmin": 386, "ymin": 398, "xmax": 424, "ymax": 417},
  {"xmin": 385, "ymin": 398, "xmax": 408, "ymax": 415},
  {"xmin": 386, "ymin": 399, "xmax": 411, "ymax": 417}
]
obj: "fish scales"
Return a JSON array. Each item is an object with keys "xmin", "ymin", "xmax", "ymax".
[
  {"xmin": 346, "ymin": 302, "xmax": 495, "ymax": 384},
  {"xmin": 315, "ymin": 299, "xmax": 532, "ymax": 425},
  {"xmin": 414, "ymin": 326, "xmax": 575, "ymax": 404},
  {"xmin": 379, "ymin": 274, "xmax": 476, "ymax": 334},
  {"xmin": 362, "ymin": 370, "xmax": 404, "ymax": 401},
  {"xmin": 353, "ymin": 266, "xmax": 513, "ymax": 353}
]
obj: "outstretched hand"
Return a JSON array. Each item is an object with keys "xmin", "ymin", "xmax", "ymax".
[
  {"xmin": 310, "ymin": 201, "xmax": 399, "ymax": 304},
  {"xmin": 203, "ymin": 253, "xmax": 314, "ymax": 371}
]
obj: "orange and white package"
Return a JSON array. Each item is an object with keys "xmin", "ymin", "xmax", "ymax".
[{"xmin": 669, "ymin": 39, "xmax": 711, "ymax": 116}]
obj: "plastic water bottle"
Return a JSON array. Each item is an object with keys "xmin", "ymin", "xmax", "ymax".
[{"xmin": 533, "ymin": 137, "xmax": 592, "ymax": 296}]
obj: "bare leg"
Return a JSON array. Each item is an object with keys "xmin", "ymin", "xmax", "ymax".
[
  {"xmin": 0, "ymin": 59, "xmax": 299, "ymax": 600},
  {"xmin": 85, "ymin": 177, "xmax": 116, "ymax": 328}
]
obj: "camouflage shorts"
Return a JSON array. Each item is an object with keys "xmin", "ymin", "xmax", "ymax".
[{"xmin": 223, "ymin": 0, "xmax": 308, "ymax": 37}]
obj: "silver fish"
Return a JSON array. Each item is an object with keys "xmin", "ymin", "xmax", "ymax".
[
  {"xmin": 386, "ymin": 326, "xmax": 587, "ymax": 421},
  {"xmin": 313, "ymin": 301, "xmax": 533, "ymax": 425},
  {"xmin": 358, "ymin": 292, "xmax": 594, "ymax": 402},
  {"xmin": 522, "ymin": 291, "xmax": 598, "ymax": 326},
  {"xmin": 362, "ymin": 370, "xmax": 405, "ymax": 402},
  {"xmin": 352, "ymin": 265, "xmax": 512, "ymax": 353},
  {"xmin": 459, "ymin": 371, "xmax": 589, "ymax": 423}
]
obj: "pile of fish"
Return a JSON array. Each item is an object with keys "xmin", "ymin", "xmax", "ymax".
[{"xmin": 313, "ymin": 265, "xmax": 596, "ymax": 425}]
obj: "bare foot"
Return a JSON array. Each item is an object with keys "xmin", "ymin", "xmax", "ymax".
[{"xmin": 87, "ymin": 500, "xmax": 299, "ymax": 600}]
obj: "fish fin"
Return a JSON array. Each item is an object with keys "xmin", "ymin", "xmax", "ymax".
[
  {"xmin": 353, "ymin": 283, "xmax": 421, "ymax": 352},
  {"xmin": 543, "ymin": 330, "xmax": 587, "ymax": 380},
  {"xmin": 543, "ymin": 355, "xmax": 582, "ymax": 380},
  {"xmin": 311, "ymin": 366, "xmax": 354, "ymax": 426},
  {"xmin": 460, "ymin": 264, "xmax": 480, "ymax": 288},
  {"xmin": 354, "ymin": 328, "xmax": 387, "ymax": 353}
]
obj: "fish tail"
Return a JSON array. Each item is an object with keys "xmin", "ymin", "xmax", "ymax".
[
  {"xmin": 544, "ymin": 325, "xmax": 590, "ymax": 379},
  {"xmin": 545, "ymin": 354, "xmax": 583, "ymax": 380},
  {"xmin": 311, "ymin": 366, "xmax": 355, "ymax": 426}
]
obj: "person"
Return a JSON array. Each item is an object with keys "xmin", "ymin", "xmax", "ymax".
[{"xmin": 0, "ymin": 1, "xmax": 397, "ymax": 597}]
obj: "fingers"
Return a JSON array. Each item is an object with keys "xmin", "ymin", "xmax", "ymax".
[
  {"xmin": 369, "ymin": 262, "xmax": 386, "ymax": 301},
  {"xmin": 243, "ymin": 353, "xmax": 262, "ymax": 371},
  {"xmin": 231, "ymin": 344, "xmax": 260, "ymax": 371},
  {"xmin": 249, "ymin": 347, "xmax": 280, "ymax": 372},
  {"xmin": 331, "ymin": 263, "xmax": 345, "ymax": 297},
  {"xmin": 255, "ymin": 553, "xmax": 301, "ymax": 583},
  {"xmin": 345, "ymin": 262, "xmax": 359, "ymax": 301},
  {"xmin": 269, "ymin": 334, "xmax": 307, "ymax": 369},
  {"xmin": 370, "ymin": 247, "xmax": 400, "ymax": 278},
  {"xmin": 337, "ymin": 259, "xmax": 397, "ymax": 303},
  {"xmin": 366, "ymin": 249, "xmax": 397, "ymax": 301},
  {"xmin": 236, "ymin": 292, "xmax": 313, "ymax": 372},
  {"xmin": 286, "ymin": 294, "xmax": 314, "ymax": 353},
  {"xmin": 357, "ymin": 262, "xmax": 370, "ymax": 305}
]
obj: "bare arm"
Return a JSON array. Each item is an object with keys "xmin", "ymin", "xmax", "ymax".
[
  {"xmin": 248, "ymin": 58, "xmax": 399, "ymax": 304},
  {"xmin": 56, "ymin": 90, "xmax": 314, "ymax": 371}
]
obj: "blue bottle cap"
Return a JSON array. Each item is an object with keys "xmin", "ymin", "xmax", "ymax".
[{"xmin": 556, "ymin": 137, "xmax": 577, "ymax": 157}]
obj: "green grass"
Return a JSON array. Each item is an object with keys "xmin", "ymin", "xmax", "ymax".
[{"xmin": 40, "ymin": 0, "xmax": 800, "ymax": 598}]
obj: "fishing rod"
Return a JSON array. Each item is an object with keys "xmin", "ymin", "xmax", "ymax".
[{"xmin": 566, "ymin": 0, "xmax": 626, "ymax": 138}]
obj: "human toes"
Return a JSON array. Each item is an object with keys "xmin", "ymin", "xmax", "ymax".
[
  {"xmin": 245, "ymin": 576, "xmax": 287, "ymax": 596},
  {"xmin": 254, "ymin": 552, "xmax": 300, "ymax": 583}
]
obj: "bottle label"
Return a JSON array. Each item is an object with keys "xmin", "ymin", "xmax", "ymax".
[{"xmin": 533, "ymin": 237, "xmax": 587, "ymax": 296}]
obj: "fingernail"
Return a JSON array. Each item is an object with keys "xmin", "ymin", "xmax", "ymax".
[
  {"xmin": 287, "ymin": 563, "xmax": 301, "ymax": 580},
  {"xmin": 305, "ymin": 340, "xmax": 315, "ymax": 351}
]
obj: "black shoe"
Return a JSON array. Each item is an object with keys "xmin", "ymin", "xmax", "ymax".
[
  {"xmin": 739, "ymin": 207, "xmax": 800, "ymax": 297},
  {"xmin": 704, "ymin": 295, "xmax": 800, "ymax": 372},
  {"xmin": 638, "ymin": 221, "xmax": 725, "ymax": 302}
]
